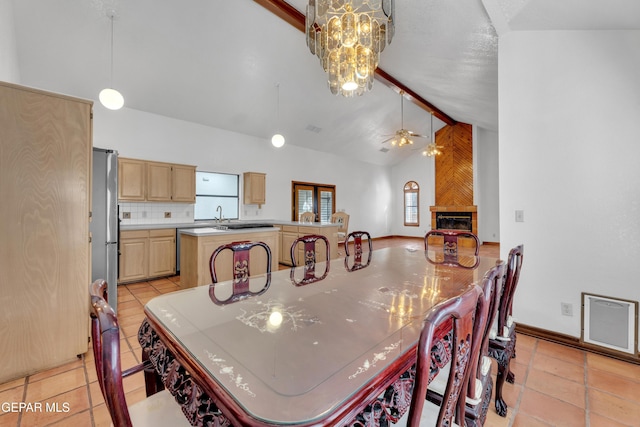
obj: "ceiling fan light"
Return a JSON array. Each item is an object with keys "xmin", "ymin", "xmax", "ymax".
[
  {"xmin": 271, "ymin": 133, "xmax": 285, "ymax": 148},
  {"xmin": 99, "ymin": 88, "xmax": 124, "ymax": 110}
]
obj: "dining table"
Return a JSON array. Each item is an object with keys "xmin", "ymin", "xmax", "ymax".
[{"xmin": 138, "ymin": 245, "xmax": 499, "ymax": 426}]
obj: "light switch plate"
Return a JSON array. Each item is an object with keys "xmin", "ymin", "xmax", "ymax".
[{"xmin": 515, "ymin": 210, "xmax": 524, "ymax": 222}]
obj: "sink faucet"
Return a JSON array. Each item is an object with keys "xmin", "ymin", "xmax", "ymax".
[{"xmin": 216, "ymin": 205, "xmax": 223, "ymax": 223}]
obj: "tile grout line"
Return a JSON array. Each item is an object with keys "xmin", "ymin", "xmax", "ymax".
[{"xmin": 507, "ymin": 337, "xmax": 538, "ymax": 427}]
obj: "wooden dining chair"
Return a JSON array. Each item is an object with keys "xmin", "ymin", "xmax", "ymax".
[
  {"xmin": 289, "ymin": 234, "xmax": 330, "ymax": 286},
  {"xmin": 425, "ymin": 261, "xmax": 505, "ymax": 426},
  {"xmin": 344, "ymin": 231, "xmax": 373, "ymax": 271},
  {"xmin": 488, "ymin": 244, "xmax": 524, "ymax": 417},
  {"xmin": 330, "ymin": 211, "xmax": 350, "ymax": 243},
  {"xmin": 299, "ymin": 211, "xmax": 315, "ymax": 223},
  {"xmin": 405, "ymin": 284, "xmax": 484, "ymax": 426},
  {"xmin": 344, "ymin": 230, "xmax": 372, "ymax": 257},
  {"xmin": 209, "ymin": 241, "xmax": 272, "ymax": 304},
  {"xmin": 424, "ymin": 230, "xmax": 480, "ymax": 267},
  {"xmin": 89, "ymin": 280, "xmax": 190, "ymax": 427}
]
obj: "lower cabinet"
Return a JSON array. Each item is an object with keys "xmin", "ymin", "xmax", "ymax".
[
  {"xmin": 119, "ymin": 229, "xmax": 176, "ymax": 284},
  {"xmin": 279, "ymin": 225, "xmax": 336, "ymax": 266}
]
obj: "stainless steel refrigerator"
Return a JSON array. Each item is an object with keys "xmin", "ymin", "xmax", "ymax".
[{"xmin": 90, "ymin": 148, "xmax": 119, "ymax": 312}]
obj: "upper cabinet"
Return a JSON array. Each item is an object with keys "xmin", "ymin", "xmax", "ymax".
[
  {"xmin": 243, "ymin": 172, "xmax": 266, "ymax": 206},
  {"xmin": 118, "ymin": 158, "xmax": 146, "ymax": 201},
  {"xmin": 119, "ymin": 157, "xmax": 196, "ymax": 203},
  {"xmin": 172, "ymin": 164, "xmax": 197, "ymax": 203}
]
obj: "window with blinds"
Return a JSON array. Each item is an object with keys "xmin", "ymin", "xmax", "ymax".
[{"xmin": 404, "ymin": 181, "xmax": 419, "ymax": 226}]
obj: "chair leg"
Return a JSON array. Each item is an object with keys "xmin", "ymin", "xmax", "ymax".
[
  {"xmin": 142, "ymin": 350, "xmax": 164, "ymax": 396},
  {"xmin": 493, "ymin": 358, "xmax": 508, "ymax": 417}
]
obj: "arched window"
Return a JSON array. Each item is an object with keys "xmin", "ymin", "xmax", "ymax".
[{"xmin": 404, "ymin": 181, "xmax": 419, "ymax": 226}]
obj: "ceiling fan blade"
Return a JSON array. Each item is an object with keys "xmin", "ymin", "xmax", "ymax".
[
  {"xmin": 407, "ymin": 131, "xmax": 428, "ymax": 138},
  {"xmin": 380, "ymin": 136, "xmax": 396, "ymax": 144}
]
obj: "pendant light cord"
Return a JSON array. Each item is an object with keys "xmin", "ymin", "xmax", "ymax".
[
  {"xmin": 276, "ymin": 83, "xmax": 280, "ymax": 132},
  {"xmin": 109, "ymin": 13, "xmax": 115, "ymax": 88}
]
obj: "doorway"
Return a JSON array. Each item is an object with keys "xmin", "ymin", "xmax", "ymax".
[{"xmin": 292, "ymin": 181, "xmax": 336, "ymax": 222}]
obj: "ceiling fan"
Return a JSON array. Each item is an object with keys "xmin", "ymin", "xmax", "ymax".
[{"xmin": 381, "ymin": 91, "xmax": 429, "ymax": 147}]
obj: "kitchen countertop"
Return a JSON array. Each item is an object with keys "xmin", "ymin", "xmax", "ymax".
[
  {"xmin": 120, "ymin": 220, "xmax": 338, "ymax": 231},
  {"xmin": 178, "ymin": 226, "xmax": 280, "ymax": 237}
]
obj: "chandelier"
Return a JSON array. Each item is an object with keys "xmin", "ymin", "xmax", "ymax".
[{"xmin": 305, "ymin": 0, "xmax": 395, "ymax": 97}]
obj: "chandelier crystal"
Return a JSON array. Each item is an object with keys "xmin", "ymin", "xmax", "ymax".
[{"xmin": 305, "ymin": 0, "xmax": 395, "ymax": 97}]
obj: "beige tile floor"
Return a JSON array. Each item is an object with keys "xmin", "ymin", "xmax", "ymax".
[{"xmin": 1, "ymin": 238, "xmax": 639, "ymax": 426}]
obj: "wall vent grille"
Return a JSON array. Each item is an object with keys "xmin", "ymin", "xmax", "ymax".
[{"xmin": 581, "ymin": 293, "xmax": 638, "ymax": 355}]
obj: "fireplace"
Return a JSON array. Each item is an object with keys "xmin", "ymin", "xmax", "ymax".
[
  {"xmin": 430, "ymin": 206, "xmax": 477, "ymax": 235},
  {"xmin": 435, "ymin": 212, "xmax": 473, "ymax": 231}
]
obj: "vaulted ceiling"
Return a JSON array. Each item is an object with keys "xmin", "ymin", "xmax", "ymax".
[{"xmin": 9, "ymin": 0, "xmax": 640, "ymax": 165}]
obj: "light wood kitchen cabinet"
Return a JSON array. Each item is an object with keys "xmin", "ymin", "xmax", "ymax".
[
  {"xmin": 244, "ymin": 172, "xmax": 266, "ymax": 206},
  {"xmin": 149, "ymin": 229, "xmax": 176, "ymax": 277},
  {"xmin": 119, "ymin": 230, "xmax": 149, "ymax": 283},
  {"xmin": 118, "ymin": 158, "xmax": 146, "ymax": 201},
  {"xmin": 279, "ymin": 224, "xmax": 336, "ymax": 266},
  {"xmin": 280, "ymin": 226, "xmax": 301, "ymax": 264},
  {"xmin": 119, "ymin": 228, "xmax": 176, "ymax": 283},
  {"xmin": 1, "ymin": 82, "xmax": 91, "ymax": 382},
  {"xmin": 118, "ymin": 158, "xmax": 196, "ymax": 203},
  {"xmin": 146, "ymin": 161, "xmax": 173, "ymax": 201},
  {"xmin": 172, "ymin": 164, "xmax": 197, "ymax": 202}
]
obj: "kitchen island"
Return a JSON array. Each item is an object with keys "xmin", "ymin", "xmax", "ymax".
[
  {"xmin": 179, "ymin": 226, "xmax": 280, "ymax": 288},
  {"xmin": 270, "ymin": 221, "xmax": 339, "ymax": 266}
]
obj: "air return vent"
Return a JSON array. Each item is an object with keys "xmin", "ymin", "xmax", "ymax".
[{"xmin": 581, "ymin": 293, "xmax": 638, "ymax": 355}]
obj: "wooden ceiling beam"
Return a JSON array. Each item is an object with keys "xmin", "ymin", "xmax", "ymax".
[{"xmin": 253, "ymin": 0, "xmax": 457, "ymax": 126}]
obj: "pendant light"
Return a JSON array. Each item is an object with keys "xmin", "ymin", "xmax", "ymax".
[
  {"xmin": 99, "ymin": 11, "xmax": 124, "ymax": 110},
  {"xmin": 271, "ymin": 83, "xmax": 285, "ymax": 148}
]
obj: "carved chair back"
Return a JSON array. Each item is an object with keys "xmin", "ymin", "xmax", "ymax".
[
  {"xmin": 209, "ymin": 241, "xmax": 272, "ymax": 305},
  {"xmin": 407, "ymin": 284, "xmax": 483, "ymax": 426},
  {"xmin": 289, "ymin": 234, "xmax": 330, "ymax": 286}
]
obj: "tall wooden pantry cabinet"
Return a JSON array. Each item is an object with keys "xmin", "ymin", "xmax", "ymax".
[{"xmin": 0, "ymin": 81, "xmax": 92, "ymax": 382}]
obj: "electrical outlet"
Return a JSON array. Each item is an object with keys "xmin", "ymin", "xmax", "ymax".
[
  {"xmin": 122, "ymin": 211, "xmax": 131, "ymax": 219},
  {"xmin": 561, "ymin": 302, "xmax": 573, "ymax": 316},
  {"xmin": 164, "ymin": 212, "xmax": 172, "ymax": 218},
  {"xmin": 515, "ymin": 210, "xmax": 524, "ymax": 222}
]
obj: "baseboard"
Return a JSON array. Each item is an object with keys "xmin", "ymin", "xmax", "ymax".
[{"xmin": 516, "ymin": 323, "xmax": 640, "ymax": 365}]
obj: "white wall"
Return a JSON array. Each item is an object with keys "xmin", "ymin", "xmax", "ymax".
[
  {"xmin": 389, "ymin": 151, "xmax": 436, "ymax": 237},
  {"xmin": 92, "ymin": 104, "xmax": 393, "ymax": 238},
  {"xmin": 500, "ymin": 30, "xmax": 640, "ymax": 341},
  {"xmin": 476, "ymin": 127, "xmax": 500, "ymax": 243},
  {"xmin": 0, "ymin": 0, "xmax": 20, "ymax": 82}
]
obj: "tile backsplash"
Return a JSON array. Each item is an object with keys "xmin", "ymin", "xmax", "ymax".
[{"xmin": 119, "ymin": 202, "xmax": 195, "ymax": 225}]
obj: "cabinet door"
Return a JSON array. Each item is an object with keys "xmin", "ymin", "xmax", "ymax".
[
  {"xmin": 149, "ymin": 231, "xmax": 176, "ymax": 277},
  {"xmin": 119, "ymin": 233, "xmax": 149, "ymax": 283},
  {"xmin": 172, "ymin": 164, "xmax": 196, "ymax": 202},
  {"xmin": 118, "ymin": 158, "xmax": 146, "ymax": 201},
  {"xmin": 280, "ymin": 231, "xmax": 300, "ymax": 265},
  {"xmin": 1, "ymin": 82, "xmax": 91, "ymax": 382},
  {"xmin": 146, "ymin": 162, "xmax": 173, "ymax": 201},
  {"xmin": 244, "ymin": 172, "xmax": 266, "ymax": 205}
]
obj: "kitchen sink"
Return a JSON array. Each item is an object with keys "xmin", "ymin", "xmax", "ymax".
[{"xmin": 214, "ymin": 223, "xmax": 274, "ymax": 230}]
